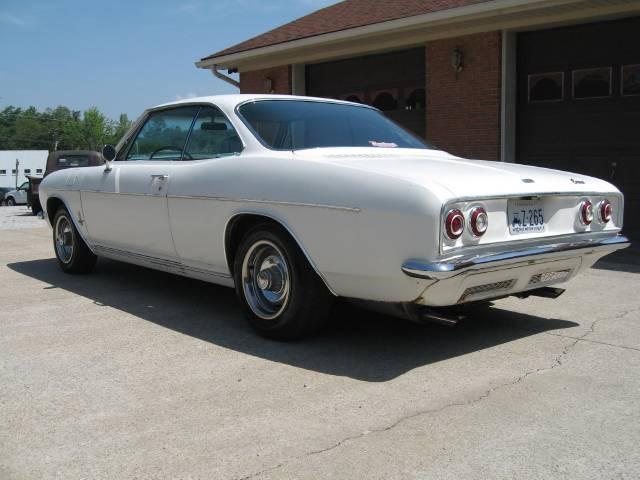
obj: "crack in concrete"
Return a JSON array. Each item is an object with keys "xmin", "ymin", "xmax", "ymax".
[
  {"xmin": 235, "ymin": 306, "xmax": 640, "ymax": 479},
  {"xmin": 545, "ymin": 306, "xmax": 640, "ymax": 353},
  {"xmin": 546, "ymin": 333, "xmax": 640, "ymax": 352},
  {"xmin": 237, "ymin": 463, "xmax": 285, "ymax": 480}
]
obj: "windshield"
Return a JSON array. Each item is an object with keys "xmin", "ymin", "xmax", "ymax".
[{"xmin": 238, "ymin": 100, "xmax": 430, "ymax": 151}]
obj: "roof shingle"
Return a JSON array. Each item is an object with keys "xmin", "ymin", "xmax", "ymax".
[{"xmin": 202, "ymin": 0, "xmax": 495, "ymax": 61}]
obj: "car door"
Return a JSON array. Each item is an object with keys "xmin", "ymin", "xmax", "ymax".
[
  {"xmin": 81, "ymin": 105, "xmax": 200, "ymax": 260},
  {"xmin": 167, "ymin": 104, "xmax": 245, "ymax": 276},
  {"xmin": 15, "ymin": 182, "xmax": 29, "ymax": 204}
]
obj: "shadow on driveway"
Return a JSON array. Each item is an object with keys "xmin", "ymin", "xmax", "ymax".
[
  {"xmin": 9, "ymin": 258, "xmax": 577, "ymax": 382},
  {"xmin": 593, "ymin": 241, "xmax": 640, "ymax": 274}
]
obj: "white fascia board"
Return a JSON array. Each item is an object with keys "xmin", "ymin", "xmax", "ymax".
[{"xmin": 195, "ymin": 0, "xmax": 580, "ymax": 69}]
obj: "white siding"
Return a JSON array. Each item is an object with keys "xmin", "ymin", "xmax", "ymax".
[{"xmin": 0, "ymin": 151, "xmax": 48, "ymax": 189}]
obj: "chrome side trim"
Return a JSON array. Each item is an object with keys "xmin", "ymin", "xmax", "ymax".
[
  {"xmin": 94, "ymin": 245, "xmax": 232, "ymax": 279},
  {"xmin": 168, "ymin": 194, "xmax": 361, "ymax": 212},
  {"xmin": 79, "ymin": 190, "xmax": 158, "ymax": 197},
  {"xmin": 76, "ymin": 190, "xmax": 360, "ymax": 212},
  {"xmin": 402, "ymin": 235, "xmax": 630, "ymax": 280}
]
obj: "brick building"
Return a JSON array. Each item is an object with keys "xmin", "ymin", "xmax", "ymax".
[{"xmin": 196, "ymin": 0, "xmax": 640, "ymax": 236}]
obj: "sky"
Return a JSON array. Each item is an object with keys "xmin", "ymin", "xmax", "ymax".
[{"xmin": 0, "ymin": 0, "xmax": 336, "ymax": 120}]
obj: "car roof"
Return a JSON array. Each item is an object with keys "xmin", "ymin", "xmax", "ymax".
[{"xmin": 151, "ymin": 94, "xmax": 373, "ymax": 111}]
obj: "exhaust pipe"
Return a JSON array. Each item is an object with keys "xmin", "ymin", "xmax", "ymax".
[
  {"xmin": 420, "ymin": 307, "xmax": 465, "ymax": 327},
  {"xmin": 517, "ymin": 287, "xmax": 566, "ymax": 299}
]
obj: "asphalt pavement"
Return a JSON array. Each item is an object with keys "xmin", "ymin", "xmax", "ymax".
[{"xmin": 1, "ymin": 206, "xmax": 639, "ymax": 479}]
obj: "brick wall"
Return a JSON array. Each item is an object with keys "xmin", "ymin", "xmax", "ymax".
[
  {"xmin": 426, "ymin": 31, "xmax": 502, "ymax": 160},
  {"xmin": 240, "ymin": 66, "xmax": 292, "ymax": 94}
]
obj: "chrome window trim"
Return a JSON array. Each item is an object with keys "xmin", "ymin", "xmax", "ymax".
[
  {"xmin": 234, "ymin": 97, "xmax": 430, "ymax": 152},
  {"xmin": 119, "ymin": 102, "xmax": 246, "ymax": 161}
]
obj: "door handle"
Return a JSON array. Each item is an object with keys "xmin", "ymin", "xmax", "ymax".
[{"xmin": 150, "ymin": 174, "xmax": 169, "ymax": 180}]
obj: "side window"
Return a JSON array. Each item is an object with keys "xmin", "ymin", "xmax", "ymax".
[
  {"xmin": 184, "ymin": 106, "xmax": 243, "ymax": 160},
  {"xmin": 57, "ymin": 155, "xmax": 89, "ymax": 167},
  {"xmin": 126, "ymin": 106, "xmax": 199, "ymax": 161}
]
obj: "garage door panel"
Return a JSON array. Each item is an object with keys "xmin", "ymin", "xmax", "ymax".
[
  {"xmin": 306, "ymin": 48, "xmax": 426, "ymax": 138},
  {"xmin": 517, "ymin": 17, "xmax": 640, "ymax": 237}
]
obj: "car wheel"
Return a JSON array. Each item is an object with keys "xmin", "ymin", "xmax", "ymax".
[
  {"xmin": 31, "ymin": 201, "xmax": 42, "ymax": 216},
  {"xmin": 6, "ymin": 197, "xmax": 15, "ymax": 206},
  {"xmin": 233, "ymin": 225, "xmax": 333, "ymax": 340},
  {"xmin": 53, "ymin": 206, "xmax": 97, "ymax": 274}
]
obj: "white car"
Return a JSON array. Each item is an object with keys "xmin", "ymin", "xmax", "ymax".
[
  {"xmin": 4, "ymin": 181, "xmax": 29, "ymax": 206},
  {"xmin": 39, "ymin": 94, "xmax": 629, "ymax": 339}
]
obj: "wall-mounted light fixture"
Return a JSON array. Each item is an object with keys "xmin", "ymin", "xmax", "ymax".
[
  {"xmin": 264, "ymin": 77, "xmax": 274, "ymax": 93},
  {"xmin": 451, "ymin": 47, "xmax": 464, "ymax": 79}
]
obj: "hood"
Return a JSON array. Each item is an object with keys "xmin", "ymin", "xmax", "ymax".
[{"xmin": 293, "ymin": 148, "xmax": 619, "ymax": 200}]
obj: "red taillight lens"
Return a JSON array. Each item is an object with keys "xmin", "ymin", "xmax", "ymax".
[
  {"xmin": 598, "ymin": 199, "xmax": 612, "ymax": 223},
  {"xmin": 469, "ymin": 207, "xmax": 488, "ymax": 237},
  {"xmin": 445, "ymin": 209, "xmax": 465, "ymax": 239},
  {"xmin": 579, "ymin": 200, "xmax": 594, "ymax": 225}
]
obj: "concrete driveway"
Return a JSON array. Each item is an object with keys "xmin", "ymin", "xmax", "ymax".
[{"xmin": 1, "ymin": 208, "xmax": 639, "ymax": 479}]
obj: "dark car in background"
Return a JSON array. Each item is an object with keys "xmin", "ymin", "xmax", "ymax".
[{"xmin": 28, "ymin": 150, "xmax": 103, "ymax": 214}]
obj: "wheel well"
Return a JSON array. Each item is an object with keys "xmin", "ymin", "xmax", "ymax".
[
  {"xmin": 224, "ymin": 213, "xmax": 335, "ymax": 295},
  {"xmin": 224, "ymin": 214, "xmax": 284, "ymax": 272},
  {"xmin": 46, "ymin": 197, "xmax": 64, "ymax": 224}
]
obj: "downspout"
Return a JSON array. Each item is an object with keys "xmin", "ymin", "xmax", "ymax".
[{"xmin": 212, "ymin": 65, "xmax": 240, "ymax": 89}]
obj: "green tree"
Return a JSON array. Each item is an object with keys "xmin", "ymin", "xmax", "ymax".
[
  {"xmin": 12, "ymin": 106, "xmax": 51, "ymax": 150},
  {"xmin": 0, "ymin": 106, "xmax": 23, "ymax": 149},
  {"xmin": 0, "ymin": 104, "xmax": 131, "ymax": 152},
  {"xmin": 82, "ymin": 107, "xmax": 110, "ymax": 151},
  {"xmin": 107, "ymin": 113, "xmax": 132, "ymax": 145}
]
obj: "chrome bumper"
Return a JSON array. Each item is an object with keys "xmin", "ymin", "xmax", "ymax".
[{"xmin": 402, "ymin": 235, "xmax": 630, "ymax": 280}]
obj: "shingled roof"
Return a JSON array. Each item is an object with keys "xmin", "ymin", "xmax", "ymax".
[{"xmin": 201, "ymin": 0, "xmax": 495, "ymax": 61}]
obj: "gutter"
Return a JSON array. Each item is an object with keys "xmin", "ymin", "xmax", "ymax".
[{"xmin": 212, "ymin": 65, "xmax": 240, "ymax": 89}]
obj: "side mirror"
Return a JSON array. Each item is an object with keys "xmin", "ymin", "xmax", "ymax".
[{"xmin": 102, "ymin": 144, "xmax": 117, "ymax": 171}]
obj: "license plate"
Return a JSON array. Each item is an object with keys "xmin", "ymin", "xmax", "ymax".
[{"xmin": 508, "ymin": 199, "xmax": 545, "ymax": 235}]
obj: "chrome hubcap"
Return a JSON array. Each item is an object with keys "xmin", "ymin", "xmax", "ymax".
[
  {"xmin": 55, "ymin": 215, "xmax": 74, "ymax": 263},
  {"xmin": 242, "ymin": 240, "xmax": 290, "ymax": 320}
]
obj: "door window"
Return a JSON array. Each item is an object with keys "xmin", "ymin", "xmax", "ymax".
[
  {"xmin": 184, "ymin": 106, "xmax": 243, "ymax": 159},
  {"xmin": 126, "ymin": 106, "xmax": 200, "ymax": 161},
  {"xmin": 57, "ymin": 155, "xmax": 90, "ymax": 167}
]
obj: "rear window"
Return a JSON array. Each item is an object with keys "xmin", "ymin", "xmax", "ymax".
[
  {"xmin": 238, "ymin": 100, "xmax": 429, "ymax": 151},
  {"xmin": 56, "ymin": 155, "xmax": 90, "ymax": 167}
]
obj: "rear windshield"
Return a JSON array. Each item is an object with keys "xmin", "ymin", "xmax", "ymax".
[
  {"xmin": 238, "ymin": 100, "xmax": 429, "ymax": 151},
  {"xmin": 56, "ymin": 155, "xmax": 90, "ymax": 167}
]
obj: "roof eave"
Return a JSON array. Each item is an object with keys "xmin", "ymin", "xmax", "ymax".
[{"xmin": 196, "ymin": 0, "xmax": 640, "ymax": 71}]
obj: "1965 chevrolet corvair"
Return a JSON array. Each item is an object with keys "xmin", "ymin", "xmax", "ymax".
[{"xmin": 39, "ymin": 95, "xmax": 629, "ymax": 339}]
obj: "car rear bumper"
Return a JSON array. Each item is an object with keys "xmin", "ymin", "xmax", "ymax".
[
  {"xmin": 402, "ymin": 234, "xmax": 630, "ymax": 306},
  {"xmin": 402, "ymin": 235, "xmax": 629, "ymax": 280}
]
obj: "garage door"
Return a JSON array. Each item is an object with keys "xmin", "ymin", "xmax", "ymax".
[
  {"xmin": 517, "ymin": 17, "xmax": 640, "ymax": 237},
  {"xmin": 306, "ymin": 48, "xmax": 426, "ymax": 138}
]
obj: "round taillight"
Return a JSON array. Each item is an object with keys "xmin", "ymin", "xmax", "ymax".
[
  {"xmin": 579, "ymin": 200, "xmax": 594, "ymax": 225},
  {"xmin": 445, "ymin": 209, "xmax": 465, "ymax": 239},
  {"xmin": 469, "ymin": 207, "xmax": 488, "ymax": 237},
  {"xmin": 598, "ymin": 199, "xmax": 612, "ymax": 223}
]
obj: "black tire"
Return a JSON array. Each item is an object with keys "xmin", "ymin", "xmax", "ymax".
[
  {"xmin": 233, "ymin": 224, "xmax": 333, "ymax": 340},
  {"xmin": 6, "ymin": 197, "xmax": 15, "ymax": 206},
  {"xmin": 31, "ymin": 199, "xmax": 42, "ymax": 216},
  {"xmin": 52, "ymin": 206, "xmax": 97, "ymax": 274}
]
